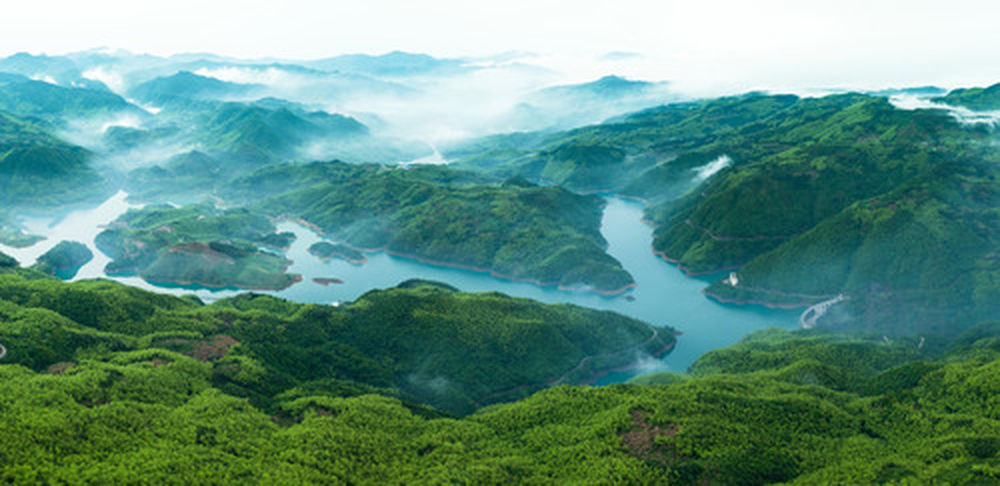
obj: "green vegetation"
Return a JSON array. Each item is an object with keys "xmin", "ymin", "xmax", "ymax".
[
  {"xmin": 0, "ymin": 111, "xmax": 108, "ymax": 207},
  {"xmin": 450, "ymin": 92, "xmax": 804, "ymax": 194},
  {"xmin": 225, "ymin": 161, "xmax": 635, "ymax": 293},
  {"xmin": 120, "ymin": 99, "xmax": 423, "ymax": 202},
  {"xmin": 935, "ymin": 82, "xmax": 1000, "ymax": 111},
  {"xmin": 193, "ymin": 102, "xmax": 368, "ymax": 166},
  {"xmin": 454, "ymin": 91, "xmax": 998, "ymax": 335},
  {"xmin": 128, "ymin": 71, "xmax": 263, "ymax": 106},
  {"xmin": 0, "ymin": 250, "xmax": 16, "ymax": 267},
  {"xmin": 31, "ymin": 240, "xmax": 93, "ymax": 279},
  {"xmin": 124, "ymin": 151, "xmax": 223, "ymax": 201},
  {"xmin": 308, "ymin": 241, "xmax": 367, "ymax": 264},
  {"xmin": 0, "ymin": 73, "xmax": 143, "ymax": 120},
  {"xmin": 0, "ymin": 219, "xmax": 44, "ymax": 248},
  {"xmin": 0, "ymin": 274, "xmax": 668, "ymax": 416},
  {"xmin": 0, "ymin": 275, "xmax": 995, "ymax": 483},
  {"xmin": 706, "ymin": 162, "xmax": 999, "ymax": 335},
  {"xmin": 95, "ymin": 204, "xmax": 299, "ymax": 290}
]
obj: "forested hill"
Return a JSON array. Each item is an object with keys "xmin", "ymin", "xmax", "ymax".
[
  {"xmin": 0, "ymin": 265, "xmax": 995, "ymax": 483},
  {"xmin": 934, "ymin": 82, "xmax": 1000, "ymax": 111},
  {"xmin": 0, "ymin": 270, "xmax": 670, "ymax": 415},
  {"xmin": 221, "ymin": 161, "xmax": 636, "ymax": 293},
  {"xmin": 0, "ymin": 111, "xmax": 108, "ymax": 207},
  {"xmin": 449, "ymin": 90, "xmax": 1000, "ymax": 337}
]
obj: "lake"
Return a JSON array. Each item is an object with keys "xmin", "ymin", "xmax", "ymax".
[{"xmin": 0, "ymin": 193, "xmax": 799, "ymax": 376}]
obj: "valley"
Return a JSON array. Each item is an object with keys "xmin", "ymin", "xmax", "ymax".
[{"xmin": 0, "ymin": 43, "xmax": 996, "ymax": 484}]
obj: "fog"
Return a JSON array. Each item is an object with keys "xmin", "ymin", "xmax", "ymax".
[
  {"xmin": 32, "ymin": 50, "xmax": 689, "ymax": 175},
  {"xmin": 693, "ymin": 155, "xmax": 732, "ymax": 182},
  {"xmin": 890, "ymin": 95, "xmax": 1000, "ymax": 127}
]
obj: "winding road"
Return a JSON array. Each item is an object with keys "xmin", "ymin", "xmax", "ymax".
[{"xmin": 799, "ymin": 294, "xmax": 848, "ymax": 329}]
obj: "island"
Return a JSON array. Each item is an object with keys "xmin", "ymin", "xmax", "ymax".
[
  {"xmin": 224, "ymin": 162, "xmax": 636, "ymax": 294},
  {"xmin": 308, "ymin": 241, "xmax": 367, "ymax": 264},
  {"xmin": 31, "ymin": 240, "xmax": 93, "ymax": 279},
  {"xmin": 95, "ymin": 204, "xmax": 301, "ymax": 290},
  {"xmin": 0, "ymin": 224, "xmax": 44, "ymax": 248}
]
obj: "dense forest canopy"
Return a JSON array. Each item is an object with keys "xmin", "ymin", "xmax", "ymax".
[{"xmin": 0, "ymin": 47, "xmax": 997, "ymax": 483}]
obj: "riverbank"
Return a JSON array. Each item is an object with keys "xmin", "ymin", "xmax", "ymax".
[{"xmin": 289, "ymin": 217, "xmax": 637, "ymax": 297}]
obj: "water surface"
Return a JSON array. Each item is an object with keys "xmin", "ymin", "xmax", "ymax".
[{"xmin": 0, "ymin": 195, "xmax": 798, "ymax": 373}]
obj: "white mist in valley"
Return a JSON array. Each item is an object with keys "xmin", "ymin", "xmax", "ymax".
[
  {"xmin": 890, "ymin": 94, "xmax": 1000, "ymax": 127},
  {"xmin": 693, "ymin": 155, "xmax": 733, "ymax": 182}
]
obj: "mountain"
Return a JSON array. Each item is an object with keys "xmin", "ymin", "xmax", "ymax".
[
  {"xmin": 95, "ymin": 204, "xmax": 299, "ymax": 290},
  {"xmin": 641, "ymin": 96, "xmax": 997, "ymax": 335},
  {"xmin": 128, "ymin": 71, "xmax": 264, "ymax": 106},
  {"xmin": 0, "ymin": 111, "xmax": 108, "ymax": 207},
  {"xmin": 450, "ymin": 91, "xmax": 998, "ymax": 336},
  {"xmin": 0, "ymin": 273, "xmax": 669, "ymax": 415},
  {"xmin": 0, "ymin": 73, "xmax": 143, "ymax": 121},
  {"xmin": 223, "ymin": 161, "xmax": 636, "ymax": 293},
  {"xmin": 302, "ymin": 50, "xmax": 469, "ymax": 77},
  {"xmin": 934, "ymin": 82, "xmax": 1000, "ymax": 111},
  {"xmin": 537, "ymin": 75, "xmax": 665, "ymax": 99},
  {"xmin": 0, "ymin": 52, "xmax": 82, "ymax": 84},
  {"xmin": 0, "ymin": 271, "xmax": 993, "ymax": 483},
  {"xmin": 31, "ymin": 240, "xmax": 93, "ymax": 279},
  {"xmin": 507, "ymin": 75, "xmax": 678, "ymax": 130},
  {"xmin": 118, "ymin": 101, "xmax": 371, "ymax": 194},
  {"xmin": 193, "ymin": 102, "xmax": 369, "ymax": 165},
  {"xmin": 124, "ymin": 150, "xmax": 222, "ymax": 200}
]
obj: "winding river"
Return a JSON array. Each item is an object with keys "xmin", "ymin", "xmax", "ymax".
[{"xmin": 0, "ymin": 192, "xmax": 798, "ymax": 375}]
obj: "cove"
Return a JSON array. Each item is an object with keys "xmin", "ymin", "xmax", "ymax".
[{"xmin": 0, "ymin": 194, "xmax": 799, "ymax": 374}]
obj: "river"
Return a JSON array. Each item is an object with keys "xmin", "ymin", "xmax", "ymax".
[{"xmin": 0, "ymin": 193, "xmax": 798, "ymax": 375}]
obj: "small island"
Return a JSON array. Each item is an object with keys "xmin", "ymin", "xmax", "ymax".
[
  {"xmin": 223, "ymin": 162, "xmax": 635, "ymax": 294},
  {"xmin": 31, "ymin": 240, "xmax": 93, "ymax": 279},
  {"xmin": 308, "ymin": 241, "xmax": 367, "ymax": 264},
  {"xmin": 0, "ymin": 223, "xmax": 45, "ymax": 248},
  {"xmin": 312, "ymin": 277, "xmax": 345, "ymax": 286},
  {"xmin": 96, "ymin": 204, "xmax": 301, "ymax": 290}
]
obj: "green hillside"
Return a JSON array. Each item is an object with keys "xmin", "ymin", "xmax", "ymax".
[
  {"xmin": 31, "ymin": 240, "xmax": 93, "ymax": 279},
  {"xmin": 0, "ymin": 274, "xmax": 994, "ymax": 483},
  {"xmin": 128, "ymin": 71, "xmax": 263, "ymax": 105},
  {"xmin": 453, "ymin": 91, "xmax": 997, "ymax": 335},
  {"xmin": 0, "ymin": 274, "xmax": 669, "ymax": 415},
  {"xmin": 0, "ymin": 111, "xmax": 108, "ymax": 207},
  {"xmin": 224, "ymin": 161, "xmax": 635, "ymax": 293},
  {"xmin": 934, "ymin": 83, "xmax": 1000, "ymax": 111},
  {"xmin": 0, "ymin": 75, "xmax": 142, "ymax": 120},
  {"xmin": 95, "ymin": 204, "xmax": 299, "ymax": 290}
]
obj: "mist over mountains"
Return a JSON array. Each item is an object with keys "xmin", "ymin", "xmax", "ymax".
[{"xmin": 0, "ymin": 44, "xmax": 998, "ymax": 483}]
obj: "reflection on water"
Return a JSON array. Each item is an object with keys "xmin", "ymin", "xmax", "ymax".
[{"xmin": 0, "ymin": 194, "xmax": 798, "ymax": 375}]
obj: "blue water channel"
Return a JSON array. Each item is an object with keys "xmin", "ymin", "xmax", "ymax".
[{"xmin": 0, "ymin": 192, "xmax": 800, "ymax": 375}]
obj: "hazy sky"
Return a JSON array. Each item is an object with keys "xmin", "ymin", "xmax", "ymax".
[{"xmin": 3, "ymin": 0, "xmax": 1000, "ymax": 93}]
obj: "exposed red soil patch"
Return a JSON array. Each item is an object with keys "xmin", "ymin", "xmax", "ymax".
[{"xmin": 621, "ymin": 410, "xmax": 679, "ymax": 463}]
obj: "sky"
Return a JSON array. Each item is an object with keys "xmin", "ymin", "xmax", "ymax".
[{"xmin": 2, "ymin": 0, "xmax": 1000, "ymax": 93}]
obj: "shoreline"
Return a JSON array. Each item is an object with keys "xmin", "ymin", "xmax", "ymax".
[
  {"xmin": 650, "ymin": 245, "xmax": 741, "ymax": 277},
  {"xmin": 579, "ymin": 336, "xmax": 678, "ymax": 385},
  {"xmin": 702, "ymin": 289, "xmax": 811, "ymax": 310},
  {"xmin": 474, "ymin": 328, "xmax": 677, "ymax": 407},
  {"xmin": 144, "ymin": 273, "xmax": 304, "ymax": 292},
  {"xmin": 287, "ymin": 217, "xmax": 637, "ymax": 297}
]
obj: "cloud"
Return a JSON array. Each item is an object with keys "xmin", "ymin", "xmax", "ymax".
[
  {"xmin": 693, "ymin": 155, "xmax": 732, "ymax": 181},
  {"xmin": 82, "ymin": 67, "xmax": 126, "ymax": 93},
  {"xmin": 889, "ymin": 94, "xmax": 1000, "ymax": 127}
]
